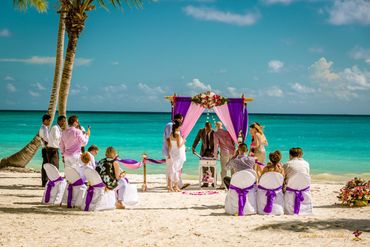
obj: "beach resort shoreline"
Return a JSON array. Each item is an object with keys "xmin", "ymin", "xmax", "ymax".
[{"xmin": 0, "ymin": 171, "xmax": 369, "ymax": 247}]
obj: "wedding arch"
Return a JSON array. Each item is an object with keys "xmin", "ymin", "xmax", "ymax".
[{"xmin": 166, "ymin": 91, "xmax": 254, "ymax": 143}]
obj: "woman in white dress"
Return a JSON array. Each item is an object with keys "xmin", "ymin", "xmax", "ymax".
[{"xmin": 168, "ymin": 122, "xmax": 186, "ymax": 192}]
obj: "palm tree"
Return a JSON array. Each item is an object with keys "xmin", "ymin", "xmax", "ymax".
[
  {"xmin": 58, "ymin": 0, "xmax": 143, "ymax": 116},
  {"xmin": 0, "ymin": 0, "xmax": 63, "ymax": 169}
]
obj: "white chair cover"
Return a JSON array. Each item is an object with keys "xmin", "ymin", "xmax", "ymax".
[
  {"xmin": 62, "ymin": 166, "xmax": 87, "ymax": 208},
  {"xmin": 42, "ymin": 163, "xmax": 67, "ymax": 205},
  {"xmin": 284, "ymin": 173, "xmax": 312, "ymax": 215},
  {"xmin": 225, "ymin": 170, "xmax": 257, "ymax": 216},
  {"xmin": 257, "ymin": 172, "xmax": 284, "ymax": 215},
  {"xmin": 123, "ymin": 183, "xmax": 139, "ymax": 206},
  {"xmin": 80, "ymin": 169, "xmax": 115, "ymax": 211}
]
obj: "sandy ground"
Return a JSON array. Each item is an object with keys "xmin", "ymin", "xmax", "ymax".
[{"xmin": 0, "ymin": 171, "xmax": 369, "ymax": 247}]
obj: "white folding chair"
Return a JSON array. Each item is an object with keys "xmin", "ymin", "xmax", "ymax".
[
  {"xmin": 80, "ymin": 169, "xmax": 115, "ymax": 211},
  {"xmin": 42, "ymin": 163, "xmax": 67, "ymax": 205},
  {"xmin": 284, "ymin": 173, "xmax": 312, "ymax": 215},
  {"xmin": 257, "ymin": 172, "xmax": 284, "ymax": 215},
  {"xmin": 225, "ymin": 170, "xmax": 257, "ymax": 216},
  {"xmin": 62, "ymin": 166, "xmax": 87, "ymax": 208}
]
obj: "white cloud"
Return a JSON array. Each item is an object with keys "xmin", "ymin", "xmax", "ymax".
[
  {"xmin": 309, "ymin": 57, "xmax": 340, "ymax": 82},
  {"xmin": 4, "ymin": 76, "xmax": 15, "ymax": 81},
  {"xmin": 70, "ymin": 84, "xmax": 88, "ymax": 96},
  {"xmin": 268, "ymin": 60, "xmax": 284, "ymax": 73},
  {"xmin": 227, "ymin": 87, "xmax": 241, "ymax": 97},
  {"xmin": 0, "ymin": 29, "xmax": 11, "ymax": 37},
  {"xmin": 138, "ymin": 83, "xmax": 167, "ymax": 98},
  {"xmin": 291, "ymin": 82, "xmax": 316, "ymax": 94},
  {"xmin": 328, "ymin": 0, "xmax": 370, "ymax": 25},
  {"xmin": 112, "ymin": 61, "xmax": 119, "ymax": 65},
  {"xmin": 261, "ymin": 0, "xmax": 295, "ymax": 5},
  {"xmin": 350, "ymin": 46, "xmax": 370, "ymax": 64},
  {"xmin": 29, "ymin": 91, "xmax": 40, "ymax": 97},
  {"xmin": 309, "ymin": 46, "xmax": 324, "ymax": 54},
  {"xmin": 33, "ymin": 82, "xmax": 46, "ymax": 91},
  {"xmin": 183, "ymin": 6, "xmax": 260, "ymax": 26},
  {"xmin": 6, "ymin": 83, "xmax": 16, "ymax": 93},
  {"xmin": 0, "ymin": 56, "xmax": 92, "ymax": 66},
  {"xmin": 104, "ymin": 84, "xmax": 127, "ymax": 93},
  {"xmin": 266, "ymin": 86, "xmax": 284, "ymax": 97},
  {"xmin": 187, "ymin": 79, "xmax": 212, "ymax": 92}
]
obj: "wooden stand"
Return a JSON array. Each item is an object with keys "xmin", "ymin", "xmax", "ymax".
[{"xmin": 142, "ymin": 158, "xmax": 147, "ymax": 192}]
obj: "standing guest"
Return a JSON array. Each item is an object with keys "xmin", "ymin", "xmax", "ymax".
[
  {"xmin": 283, "ymin": 147, "xmax": 310, "ymax": 181},
  {"xmin": 213, "ymin": 121, "xmax": 235, "ymax": 189},
  {"xmin": 96, "ymin": 147, "xmax": 127, "ymax": 209},
  {"xmin": 79, "ymin": 145, "xmax": 99, "ymax": 182},
  {"xmin": 192, "ymin": 122, "xmax": 215, "ymax": 187},
  {"xmin": 162, "ymin": 114, "xmax": 189, "ymax": 190},
  {"xmin": 249, "ymin": 123, "xmax": 268, "ymax": 164},
  {"xmin": 261, "ymin": 150, "xmax": 285, "ymax": 177},
  {"xmin": 223, "ymin": 143, "xmax": 256, "ymax": 190},
  {"xmin": 39, "ymin": 114, "xmax": 51, "ymax": 187},
  {"xmin": 46, "ymin": 116, "xmax": 66, "ymax": 170},
  {"xmin": 60, "ymin": 115, "xmax": 90, "ymax": 170}
]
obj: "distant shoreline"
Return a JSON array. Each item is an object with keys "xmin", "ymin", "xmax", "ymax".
[{"xmin": 1, "ymin": 109, "xmax": 370, "ymax": 117}]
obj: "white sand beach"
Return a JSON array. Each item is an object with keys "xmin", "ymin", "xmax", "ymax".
[{"xmin": 0, "ymin": 170, "xmax": 369, "ymax": 247}]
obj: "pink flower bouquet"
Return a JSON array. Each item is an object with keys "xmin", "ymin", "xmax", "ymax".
[{"xmin": 338, "ymin": 177, "xmax": 370, "ymax": 207}]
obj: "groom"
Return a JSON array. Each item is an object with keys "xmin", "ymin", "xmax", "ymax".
[{"xmin": 162, "ymin": 113, "xmax": 189, "ymax": 190}]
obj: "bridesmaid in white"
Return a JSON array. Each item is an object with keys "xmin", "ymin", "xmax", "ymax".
[{"xmin": 168, "ymin": 122, "xmax": 186, "ymax": 192}]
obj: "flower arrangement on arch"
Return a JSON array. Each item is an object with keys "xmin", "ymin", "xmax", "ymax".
[
  {"xmin": 191, "ymin": 91, "xmax": 228, "ymax": 109},
  {"xmin": 337, "ymin": 177, "xmax": 370, "ymax": 207}
]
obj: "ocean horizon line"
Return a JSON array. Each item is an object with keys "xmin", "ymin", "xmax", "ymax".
[{"xmin": 1, "ymin": 109, "xmax": 370, "ymax": 117}]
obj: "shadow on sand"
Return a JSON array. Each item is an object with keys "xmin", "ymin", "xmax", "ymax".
[
  {"xmin": 0, "ymin": 184, "xmax": 43, "ymax": 191},
  {"xmin": 253, "ymin": 218, "xmax": 370, "ymax": 232},
  {"xmin": 0, "ymin": 205, "xmax": 88, "ymax": 216}
]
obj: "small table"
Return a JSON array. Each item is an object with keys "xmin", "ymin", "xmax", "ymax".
[{"xmin": 198, "ymin": 159, "xmax": 217, "ymax": 188}]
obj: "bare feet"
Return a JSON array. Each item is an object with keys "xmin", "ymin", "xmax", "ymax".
[
  {"xmin": 173, "ymin": 185, "xmax": 181, "ymax": 192},
  {"xmin": 168, "ymin": 186, "xmax": 174, "ymax": 192},
  {"xmin": 115, "ymin": 201, "xmax": 125, "ymax": 209}
]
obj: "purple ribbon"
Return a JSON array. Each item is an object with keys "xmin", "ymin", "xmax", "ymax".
[
  {"xmin": 67, "ymin": 178, "xmax": 85, "ymax": 208},
  {"xmin": 145, "ymin": 158, "xmax": 166, "ymax": 164},
  {"xmin": 229, "ymin": 183, "xmax": 256, "ymax": 216},
  {"xmin": 258, "ymin": 185, "xmax": 283, "ymax": 214},
  {"xmin": 45, "ymin": 176, "xmax": 64, "ymax": 203},
  {"xmin": 84, "ymin": 182, "xmax": 105, "ymax": 211},
  {"xmin": 286, "ymin": 186, "xmax": 310, "ymax": 214}
]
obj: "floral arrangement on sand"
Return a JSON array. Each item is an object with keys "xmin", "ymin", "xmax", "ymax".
[
  {"xmin": 191, "ymin": 91, "xmax": 228, "ymax": 109},
  {"xmin": 338, "ymin": 177, "xmax": 370, "ymax": 207}
]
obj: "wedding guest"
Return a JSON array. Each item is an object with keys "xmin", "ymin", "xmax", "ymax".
[
  {"xmin": 60, "ymin": 115, "xmax": 90, "ymax": 170},
  {"xmin": 261, "ymin": 150, "xmax": 285, "ymax": 177},
  {"xmin": 96, "ymin": 147, "xmax": 127, "ymax": 209},
  {"xmin": 39, "ymin": 114, "xmax": 51, "ymax": 187},
  {"xmin": 79, "ymin": 145, "xmax": 99, "ymax": 182},
  {"xmin": 46, "ymin": 115, "xmax": 66, "ymax": 170},
  {"xmin": 192, "ymin": 122, "xmax": 215, "ymax": 187},
  {"xmin": 213, "ymin": 121, "xmax": 235, "ymax": 189},
  {"xmin": 249, "ymin": 123, "xmax": 268, "ymax": 164},
  {"xmin": 223, "ymin": 143, "xmax": 256, "ymax": 190},
  {"xmin": 283, "ymin": 147, "xmax": 310, "ymax": 181},
  {"xmin": 162, "ymin": 114, "xmax": 189, "ymax": 190}
]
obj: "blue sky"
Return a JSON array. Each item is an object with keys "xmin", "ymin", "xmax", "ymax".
[{"xmin": 0, "ymin": 0, "xmax": 369, "ymax": 114}]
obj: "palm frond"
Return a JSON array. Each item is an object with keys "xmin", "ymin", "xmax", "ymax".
[{"xmin": 13, "ymin": 0, "xmax": 48, "ymax": 12}]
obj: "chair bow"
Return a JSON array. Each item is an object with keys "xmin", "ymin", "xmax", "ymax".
[
  {"xmin": 229, "ymin": 183, "xmax": 256, "ymax": 216},
  {"xmin": 286, "ymin": 186, "xmax": 310, "ymax": 214},
  {"xmin": 67, "ymin": 178, "xmax": 85, "ymax": 208},
  {"xmin": 84, "ymin": 182, "xmax": 106, "ymax": 211},
  {"xmin": 45, "ymin": 176, "xmax": 64, "ymax": 203},
  {"xmin": 258, "ymin": 185, "xmax": 283, "ymax": 213}
]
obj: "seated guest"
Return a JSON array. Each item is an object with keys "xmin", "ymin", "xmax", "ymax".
[
  {"xmin": 86, "ymin": 144, "xmax": 99, "ymax": 169},
  {"xmin": 223, "ymin": 143, "xmax": 256, "ymax": 190},
  {"xmin": 283, "ymin": 147, "xmax": 310, "ymax": 181},
  {"xmin": 79, "ymin": 145, "xmax": 99, "ymax": 182},
  {"xmin": 261, "ymin": 150, "xmax": 285, "ymax": 177},
  {"xmin": 96, "ymin": 147, "xmax": 128, "ymax": 209}
]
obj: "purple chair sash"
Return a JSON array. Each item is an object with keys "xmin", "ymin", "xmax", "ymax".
[
  {"xmin": 286, "ymin": 186, "xmax": 310, "ymax": 214},
  {"xmin": 67, "ymin": 178, "xmax": 85, "ymax": 208},
  {"xmin": 84, "ymin": 182, "xmax": 106, "ymax": 211},
  {"xmin": 229, "ymin": 183, "xmax": 256, "ymax": 216},
  {"xmin": 45, "ymin": 176, "xmax": 64, "ymax": 203},
  {"xmin": 258, "ymin": 185, "xmax": 283, "ymax": 213}
]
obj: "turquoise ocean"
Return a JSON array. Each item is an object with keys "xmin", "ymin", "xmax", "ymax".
[{"xmin": 0, "ymin": 111, "xmax": 369, "ymax": 179}]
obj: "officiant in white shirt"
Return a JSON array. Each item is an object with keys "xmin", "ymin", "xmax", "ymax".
[{"xmin": 46, "ymin": 116, "xmax": 66, "ymax": 172}]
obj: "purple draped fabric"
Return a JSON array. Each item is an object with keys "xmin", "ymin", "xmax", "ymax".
[
  {"xmin": 67, "ymin": 178, "xmax": 85, "ymax": 208},
  {"xmin": 241, "ymin": 105, "xmax": 249, "ymax": 141},
  {"xmin": 145, "ymin": 158, "xmax": 166, "ymax": 164},
  {"xmin": 258, "ymin": 185, "xmax": 283, "ymax": 213},
  {"xmin": 173, "ymin": 97, "xmax": 192, "ymax": 121},
  {"xmin": 118, "ymin": 159, "xmax": 139, "ymax": 165},
  {"xmin": 84, "ymin": 182, "xmax": 105, "ymax": 211},
  {"xmin": 227, "ymin": 98, "xmax": 249, "ymax": 142},
  {"xmin": 286, "ymin": 186, "xmax": 310, "ymax": 214},
  {"xmin": 45, "ymin": 176, "xmax": 64, "ymax": 203},
  {"xmin": 229, "ymin": 183, "xmax": 256, "ymax": 216}
]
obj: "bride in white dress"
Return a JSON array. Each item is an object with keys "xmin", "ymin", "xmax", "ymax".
[{"xmin": 168, "ymin": 122, "xmax": 186, "ymax": 192}]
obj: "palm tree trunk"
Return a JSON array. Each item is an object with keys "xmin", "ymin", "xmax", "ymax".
[
  {"xmin": 48, "ymin": 11, "xmax": 66, "ymax": 123},
  {"xmin": 58, "ymin": 33, "xmax": 78, "ymax": 117},
  {"xmin": 0, "ymin": 11, "xmax": 66, "ymax": 169}
]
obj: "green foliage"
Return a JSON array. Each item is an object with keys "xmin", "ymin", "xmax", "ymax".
[{"xmin": 13, "ymin": 0, "xmax": 48, "ymax": 12}]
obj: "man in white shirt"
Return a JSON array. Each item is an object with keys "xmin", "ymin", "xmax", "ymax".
[
  {"xmin": 38, "ymin": 114, "xmax": 51, "ymax": 187},
  {"xmin": 283, "ymin": 147, "xmax": 310, "ymax": 181},
  {"xmin": 46, "ymin": 116, "xmax": 66, "ymax": 171}
]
